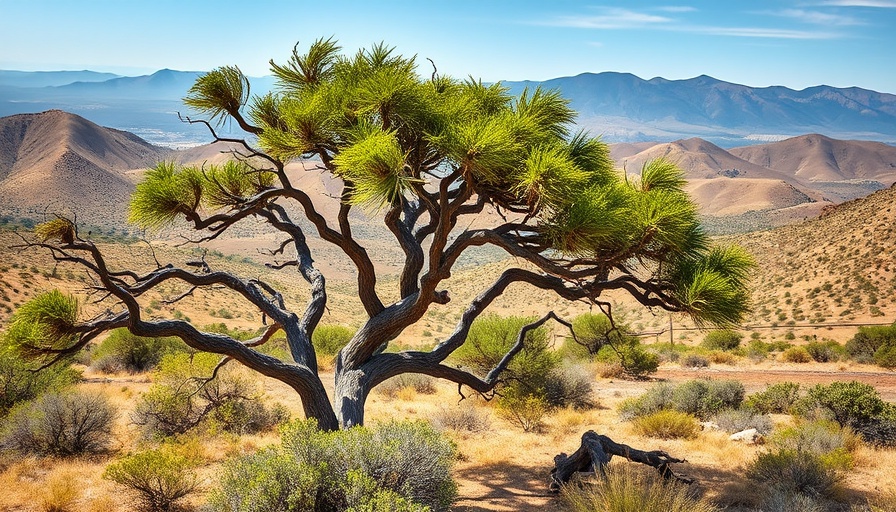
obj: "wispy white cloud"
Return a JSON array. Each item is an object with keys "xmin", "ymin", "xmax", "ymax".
[
  {"xmin": 768, "ymin": 8, "xmax": 864, "ymax": 25},
  {"xmin": 657, "ymin": 6, "xmax": 698, "ymax": 13},
  {"xmin": 547, "ymin": 8, "xmax": 673, "ymax": 29},
  {"xmin": 818, "ymin": 0, "xmax": 896, "ymax": 6},
  {"xmin": 693, "ymin": 26, "xmax": 841, "ymax": 39}
]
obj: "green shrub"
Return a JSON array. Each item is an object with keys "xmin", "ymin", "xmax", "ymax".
[
  {"xmin": 561, "ymin": 312, "xmax": 637, "ymax": 360},
  {"xmin": 701, "ymin": 329, "xmax": 742, "ymax": 351},
  {"xmin": 632, "ymin": 409, "xmax": 699, "ymax": 439},
  {"xmin": 496, "ymin": 391, "xmax": 551, "ymax": 433},
  {"xmin": 804, "ymin": 341, "xmax": 845, "ymax": 363},
  {"xmin": 91, "ymin": 329, "xmax": 183, "ymax": 373},
  {"xmin": 745, "ymin": 382, "xmax": 801, "ymax": 414},
  {"xmin": 312, "ymin": 324, "xmax": 355, "ymax": 357},
  {"xmin": 0, "ymin": 349, "xmax": 80, "ymax": 417},
  {"xmin": 746, "ymin": 449, "xmax": 840, "ymax": 499},
  {"xmin": 772, "ymin": 420, "xmax": 860, "ymax": 471},
  {"xmin": 211, "ymin": 419, "xmax": 456, "ymax": 512},
  {"xmin": 782, "ymin": 347, "xmax": 811, "ymax": 363},
  {"xmin": 757, "ymin": 488, "xmax": 825, "ymax": 512},
  {"xmin": 452, "ymin": 314, "xmax": 557, "ymax": 397},
  {"xmin": 1, "ymin": 390, "xmax": 115, "ymax": 456},
  {"xmin": 133, "ymin": 352, "xmax": 286, "ymax": 438},
  {"xmin": 746, "ymin": 340, "xmax": 770, "ymax": 361},
  {"xmin": 846, "ymin": 324, "xmax": 896, "ymax": 365},
  {"xmin": 617, "ymin": 382, "xmax": 674, "ymax": 420},
  {"xmin": 561, "ymin": 464, "xmax": 717, "ymax": 512},
  {"xmin": 797, "ymin": 381, "xmax": 887, "ymax": 428},
  {"xmin": 104, "ymin": 445, "xmax": 201, "ymax": 512},
  {"xmin": 670, "ymin": 379, "xmax": 744, "ymax": 419}
]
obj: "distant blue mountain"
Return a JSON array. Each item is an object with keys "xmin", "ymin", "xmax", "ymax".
[
  {"xmin": 502, "ymin": 73, "xmax": 896, "ymax": 146},
  {"xmin": 1, "ymin": 69, "xmax": 894, "ymax": 148},
  {"xmin": 0, "ymin": 69, "xmax": 121, "ymax": 88}
]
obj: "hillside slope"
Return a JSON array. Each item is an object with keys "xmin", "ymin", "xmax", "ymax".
[
  {"xmin": 0, "ymin": 110, "xmax": 170, "ymax": 225},
  {"xmin": 732, "ymin": 185, "xmax": 896, "ymax": 326}
]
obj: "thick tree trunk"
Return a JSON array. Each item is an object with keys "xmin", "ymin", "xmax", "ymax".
[
  {"xmin": 550, "ymin": 431, "xmax": 692, "ymax": 492},
  {"xmin": 334, "ymin": 368, "xmax": 369, "ymax": 428}
]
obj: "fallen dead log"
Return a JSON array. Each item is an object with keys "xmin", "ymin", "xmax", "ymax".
[{"xmin": 550, "ymin": 430, "xmax": 693, "ymax": 492}]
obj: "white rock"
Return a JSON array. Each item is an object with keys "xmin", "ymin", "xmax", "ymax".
[{"xmin": 729, "ymin": 428, "xmax": 764, "ymax": 445}]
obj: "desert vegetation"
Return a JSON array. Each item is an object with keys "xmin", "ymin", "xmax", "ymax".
[{"xmin": 0, "ymin": 37, "xmax": 895, "ymax": 512}]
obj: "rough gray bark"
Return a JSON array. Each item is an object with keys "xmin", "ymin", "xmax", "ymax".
[{"xmin": 550, "ymin": 430, "xmax": 692, "ymax": 492}]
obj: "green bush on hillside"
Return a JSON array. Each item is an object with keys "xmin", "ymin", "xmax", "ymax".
[
  {"xmin": 701, "ymin": 329, "xmax": 742, "ymax": 351},
  {"xmin": 91, "ymin": 328, "xmax": 184, "ymax": 373},
  {"xmin": 845, "ymin": 324, "xmax": 896, "ymax": 367}
]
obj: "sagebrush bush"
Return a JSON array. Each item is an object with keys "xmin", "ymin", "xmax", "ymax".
[
  {"xmin": 746, "ymin": 449, "xmax": 840, "ymax": 499},
  {"xmin": 91, "ymin": 328, "xmax": 183, "ymax": 373},
  {"xmin": 632, "ymin": 409, "xmax": 699, "ymax": 439},
  {"xmin": 377, "ymin": 373, "xmax": 436, "ymax": 398},
  {"xmin": 133, "ymin": 352, "xmax": 286, "ymax": 438},
  {"xmin": 104, "ymin": 445, "xmax": 201, "ymax": 512},
  {"xmin": 681, "ymin": 353, "xmax": 709, "ymax": 368},
  {"xmin": 620, "ymin": 379, "xmax": 743, "ymax": 421},
  {"xmin": 1, "ymin": 390, "xmax": 115, "ymax": 456},
  {"xmin": 0, "ymin": 349, "xmax": 80, "ymax": 417},
  {"xmin": 543, "ymin": 363, "xmax": 595, "ymax": 409},
  {"xmin": 758, "ymin": 488, "xmax": 825, "ymax": 512},
  {"xmin": 211, "ymin": 419, "xmax": 456, "ymax": 512},
  {"xmin": 707, "ymin": 350, "xmax": 737, "ymax": 364},
  {"xmin": 745, "ymin": 382, "xmax": 801, "ymax": 414},
  {"xmin": 561, "ymin": 464, "xmax": 717, "ymax": 512},
  {"xmin": 804, "ymin": 340, "xmax": 845, "ymax": 363},
  {"xmin": 701, "ymin": 329, "xmax": 742, "ymax": 351},
  {"xmin": 712, "ymin": 409, "xmax": 773, "ymax": 435},
  {"xmin": 430, "ymin": 404, "xmax": 491, "ymax": 433},
  {"xmin": 670, "ymin": 379, "xmax": 744, "ymax": 419},
  {"xmin": 797, "ymin": 381, "xmax": 887, "ymax": 428}
]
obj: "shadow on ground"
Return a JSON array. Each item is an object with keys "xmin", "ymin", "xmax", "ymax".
[{"xmin": 452, "ymin": 461, "xmax": 567, "ymax": 512}]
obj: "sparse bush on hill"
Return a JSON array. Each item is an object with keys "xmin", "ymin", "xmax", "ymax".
[
  {"xmin": 794, "ymin": 381, "xmax": 896, "ymax": 447},
  {"xmin": 211, "ymin": 419, "xmax": 456, "ymax": 512},
  {"xmin": 543, "ymin": 363, "xmax": 595, "ymax": 410},
  {"xmin": 701, "ymin": 329, "xmax": 742, "ymax": 351},
  {"xmin": 771, "ymin": 420, "xmax": 859, "ymax": 470},
  {"xmin": 497, "ymin": 390, "xmax": 551, "ymax": 433},
  {"xmin": 312, "ymin": 324, "xmax": 356, "ymax": 358},
  {"xmin": 1, "ymin": 390, "xmax": 115, "ymax": 456},
  {"xmin": 712, "ymin": 409, "xmax": 773, "ymax": 435},
  {"xmin": 430, "ymin": 404, "xmax": 491, "ymax": 433},
  {"xmin": 681, "ymin": 353, "xmax": 709, "ymax": 368}
]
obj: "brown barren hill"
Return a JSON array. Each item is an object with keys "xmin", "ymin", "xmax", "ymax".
[
  {"xmin": 0, "ymin": 110, "xmax": 170, "ymax": 225},
  {"xmin": 615, "ymin": 137, "xmax": 827, "ymax": 216},
  {"xmin": 733, "ymin": 184, "xmax": 896, "ymax": 326},
  {"xmin": 730, "ymin": 133, "xmax": 896, "ymax": 184}
]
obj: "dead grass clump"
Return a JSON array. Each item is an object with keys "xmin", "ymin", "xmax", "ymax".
[
  {"xmin": 707, "ymin": 350, "xmax": 737, "ymax": 365},
  {"xmin": 782, "ymin": 346, "xmax": 812, "ymax": 363},
  {"xmin": 378, "ymin": 373, "xmax": 437, "ymax": 399},
  {"xmin": 632, "ymin": 410, "xmax": 700, "ymax": 439},
  {"xmin": 41, "ymin": 469, "xmax": 82, "ymax": 512},
  {"xmin": 595, "ymin": 361, "xmax": 624, "ymax": 378},
  {"xmin": 561, "ymin": 464, "xmax": 717, "ymax": 512},
  {"xmin": 430, "ymin": 404, "xmax": 491, "ymax": 433}
]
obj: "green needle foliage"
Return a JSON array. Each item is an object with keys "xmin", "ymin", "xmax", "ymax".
[{"xmin": 3, "ymin": 290, "xmax": 79, "ymax": 357}]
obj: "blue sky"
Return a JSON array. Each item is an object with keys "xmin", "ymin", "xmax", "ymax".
[{"xmin": 1, "ymin": 0, "xmax": 894, "ymax": 92}]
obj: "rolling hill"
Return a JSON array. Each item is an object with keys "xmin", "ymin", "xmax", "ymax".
[{"xmin": 0, "ymin": 110, "xmax": 170, "ymax": 226}]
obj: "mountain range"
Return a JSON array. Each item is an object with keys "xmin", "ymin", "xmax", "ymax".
[
  {"xmin": 2, "ymin": 110, "xmax": 895, "ymax": 233},
  {"xmin": 1, "ymin": 69, "xmax": 895, "ymax": 148}
]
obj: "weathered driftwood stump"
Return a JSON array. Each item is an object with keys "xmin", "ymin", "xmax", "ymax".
[{"xmin": 550, "ymin": 430, "xmax": 693, "ymax": 492}]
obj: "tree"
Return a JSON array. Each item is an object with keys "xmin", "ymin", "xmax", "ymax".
[{"xmin": 11, "ymin": 38, "xmax": 752, "ymax": 431}]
